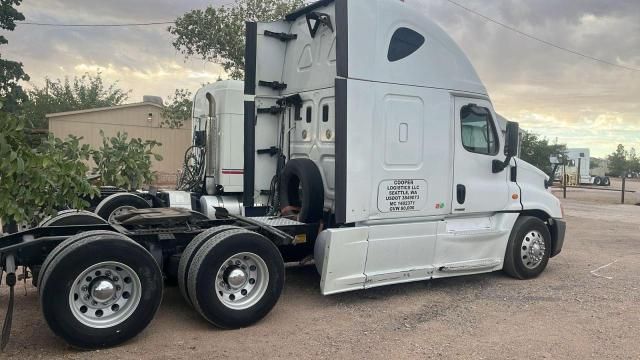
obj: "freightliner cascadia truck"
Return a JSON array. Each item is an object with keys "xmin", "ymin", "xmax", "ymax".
[{"xmin": 0, "ymin": 0, "xmax": 565, "ymax": 350}]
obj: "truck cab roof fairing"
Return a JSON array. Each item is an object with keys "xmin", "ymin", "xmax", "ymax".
[
  {"xmin": 342, "ymin": 0, "xmax": 487, "ymax": 94},
  {"xmin": 285, "ymin": 0, "xmax": 487, "ymax": 95}
]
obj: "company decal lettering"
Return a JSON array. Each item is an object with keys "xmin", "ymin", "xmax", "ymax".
[{"xmin": 377, "ymin": 179, "xmax": 428, "ymax": 213}]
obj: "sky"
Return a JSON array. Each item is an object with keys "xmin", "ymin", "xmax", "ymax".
[{"xmin": 4, "ymin": 0, "xmax": 640, "ymax": 157}]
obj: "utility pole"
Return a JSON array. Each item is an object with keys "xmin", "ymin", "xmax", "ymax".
[
  {"xmin": 621, "ymin": 172, "xmax": 626, "ymax": 204},
  {"xmin": 563, "ymin": 161, "xmax": 567, "ymax": 199}
]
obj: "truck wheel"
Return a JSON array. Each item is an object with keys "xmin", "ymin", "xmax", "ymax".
[
  {"xmin": 39, "ymin": 231, "xmax": 163, "ymax": 349},
  {"xmin": 603, "ymin": 177, "xmax": 610, "ymax": 186},
  {"xmin": 187, "ymin": 229, "xmax": 284, "ymax": 329},
  {"xmin": 39, "ymin": 210, "xmax": 107, "ymax": 227},
  {"xmin": 279, "ymin": 158, "xmax": 324, "ymax": 223},
  {"xmin": 95, "ymin": 193, "xmax": 150, "ymax": 222},
  {"xmin": 33, "ymin": 215, "xmax": 108, "ymax": 287},
  {"xmin": 594, "ymin": 177, "xmax": 603, "ymax": 186},
  {"xmin": 38, "ymin": 230, "xmax": 117, "ymax": 290},
  {"xmin": 503, "ymin": 216, "xmax": 551, "ymax": 280},
  {"xmin": 178, "ymin": 225, "xmax": 244, "ymax": 306}
]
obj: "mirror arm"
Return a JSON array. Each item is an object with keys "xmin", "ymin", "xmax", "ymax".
[{"xmin": 492, "ymin": 156, "xmax": 512, "ymax": 173}]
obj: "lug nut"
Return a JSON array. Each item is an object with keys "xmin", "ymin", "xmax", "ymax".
[{"xmin": 81, "ymin": 285, "xmax": 88, "ymax": 292}]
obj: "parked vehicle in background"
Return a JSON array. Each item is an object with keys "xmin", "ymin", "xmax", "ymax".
[{"xmin": 559, "ymin": 148, "xmax": 611, "ymax": 186}]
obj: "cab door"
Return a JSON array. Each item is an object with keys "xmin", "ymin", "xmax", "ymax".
[{"xmin": 452, "ymin": 97, "xmax": 509, "ymax": 214}]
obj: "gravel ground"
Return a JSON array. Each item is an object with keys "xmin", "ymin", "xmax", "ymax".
[{"xmin": 1, "ymin": 183, "xmax": 640, "ymax": 359}]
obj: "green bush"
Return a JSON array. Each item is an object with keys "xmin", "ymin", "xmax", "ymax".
[
  {"xmin": 91, "ymin": 131, "xmax": 163, "ymax": 191},
  {"xmin": 0, "ymin": 115, "xmax": 98, "ymax": 224}
]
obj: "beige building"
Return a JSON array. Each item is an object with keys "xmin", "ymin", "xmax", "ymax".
[{"xmin": 47, "ymin": 99, "xmax": 192, "ymax": 185}]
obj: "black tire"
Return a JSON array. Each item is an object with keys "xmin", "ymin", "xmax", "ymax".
[
  {"xmin": 39, "ymin": 210, "xmax": 107, "ymax": 228},
  {"xmin": 95, "ymin": 193, "xmax": 150, "ymax": 222},
  {"xmin": 178, "ymin": 225, "xmax": 245, "ymax": 306},
  {"xmin": 503, "ymin": 216, "xmax": 551, "ymax": 280},
  {"xmin": 279, "ymin": 158, "xmax": 324, "ymax": 223},
  {"xmin": 37, "ymin": 230, "xmax": 115, "ymax": 290},
  {"xmin": 33, "ymin": 214, "xmax": 108, "ymax": 287},
  {"xmin": 187, "ymin": 229, "xmax": 285, "ymax": 329},
  {"xmin": 594, "ymin": 177, "xmax": 603, "ymax": 186},
  {"xmin": 603, "ymin": 177, "xmax": 610, "ymax": 186},
  {"xmin": 39, "ymin": 231, "xmax": 163, "ymax": 349}
]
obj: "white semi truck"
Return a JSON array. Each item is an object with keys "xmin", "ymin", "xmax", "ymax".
[
  {"xmin": 0, "ymin": 0, "xmax": 565, "ymax": 350},
  {"xmin": 557, "ymin": 148, "xmax": 610, "ymax": 186}
]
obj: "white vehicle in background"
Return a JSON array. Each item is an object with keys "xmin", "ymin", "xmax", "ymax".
[
  {"xmin": 0, "ymin": 0, "xmax": 566, "ymax": 350},
  {"xmin": 559, "ymin": 148, "xmax": 611, "ymax": 186}
]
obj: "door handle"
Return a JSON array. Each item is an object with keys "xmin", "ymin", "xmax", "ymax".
[{"xmin": 456, "ymin": 184, "xmax": 466, "ymax": 204}]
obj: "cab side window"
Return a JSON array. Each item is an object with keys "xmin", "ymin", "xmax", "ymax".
[{"xmin": 460, "ymin": 105, "xmax": 499, "ymax": 155}]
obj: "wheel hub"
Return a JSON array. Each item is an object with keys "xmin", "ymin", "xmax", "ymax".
[
  {"xmin": 215, "ymin": 252, "xmax": 269, "ymax": 310},
  {"xmin": 91, "ymin": 279, "xmax": 116, "ymax": 302},
  {"xmin": 109, "ymin": 206, "xmax": 136, "ymax": 222},
  {"xmin": 69, "ymin": 262, "xmax": 142, "ymax": 328},
  {"xmin": 520, "ymin": 230, "xmax": 546, "ymax": 270},
  {"xmin": 226, "ymin": 268, "xmax": 248, "ymax": 289},
  {"xmin": 531, "ymin": 243, "xmax": 543, "ymax": 257}
]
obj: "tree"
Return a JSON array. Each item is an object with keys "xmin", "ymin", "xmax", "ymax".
[
  {"xmin": 91, "ymin": 131, "xmax": 163, "ymax": 191},
  {"xmin": 519, "ymin": 131, "xmax": 566, "ymax": 176},
  {"xmin": 0, "ymin": 115, "xmax": 98, "ymax": 224},
  {"xmin": 169, "ymin": 0, "xmax": 305, "ymax": 79},
  {"xmin": 161, "ymin": 88, "xmax": 192, "ymax": 129},
  {"xmin": 21, "ymin": 72, "xmax": 130, "ymax": 129},
  {"xmin": 607, "ymin": 144, "xmax": 628, "ymax": 177},
  {"xmin": 0, "ymin": 1, "xmax": 99, "ymax": 226},
  {"xmin": 628, "ymin": 148, "xmax": 640, "ymax": 174},
  {"xmin": 0, "ymin": 0, "xmax": 29, "ymax": 113}
]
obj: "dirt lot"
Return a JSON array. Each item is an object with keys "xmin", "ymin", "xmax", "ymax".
[{"xmin": 2, "ymin": 181, "xmax": 640, "ymax": 359}]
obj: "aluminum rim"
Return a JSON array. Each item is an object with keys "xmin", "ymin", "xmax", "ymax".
[
  {"xmin": 69, "ymin": 261, "xmax": 142, "ymax": 328},
  {"xmin": 108, "ymin": 206, "xmax": 136, "ymax": 223},
  {"xmin": 215, "ymin": 252, "xmax": 269, "ymax": 310},
  {"xmin": 520, "ymin": 230, "xmax": 546, "ymax": 269}
]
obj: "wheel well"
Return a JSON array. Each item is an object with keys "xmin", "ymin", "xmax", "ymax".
[
  {"xmin": 520, "ymin": 209, "xmax": 551, "ymax": 223},
  {"xmin": 519, "ymin": 209, "xmax": 554, "ymax": 248}
]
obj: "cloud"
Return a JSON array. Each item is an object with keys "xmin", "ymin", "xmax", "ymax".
[
  {"xmin": 74, "ymin": 63, "xmax": 118, "ymax": 76},
  {"xmin": 3, "ymin": 0, "xmax": 639, "ymax": 157},
  {"xmin": 3, "ymin": 0, "xmax": 232, "ymax": 103},
  {"xmin": 417, "ymin": 0, "xmax": 640, "ymax": 156}
]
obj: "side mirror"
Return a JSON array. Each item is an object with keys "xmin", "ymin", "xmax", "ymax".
[
  {"xmin": 492, "ymin": 121, "xmax": 519, "ymax": 173},
  {"xmin": 505, "ymin": 121, "xmax": 519, "ymax": 158}
]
